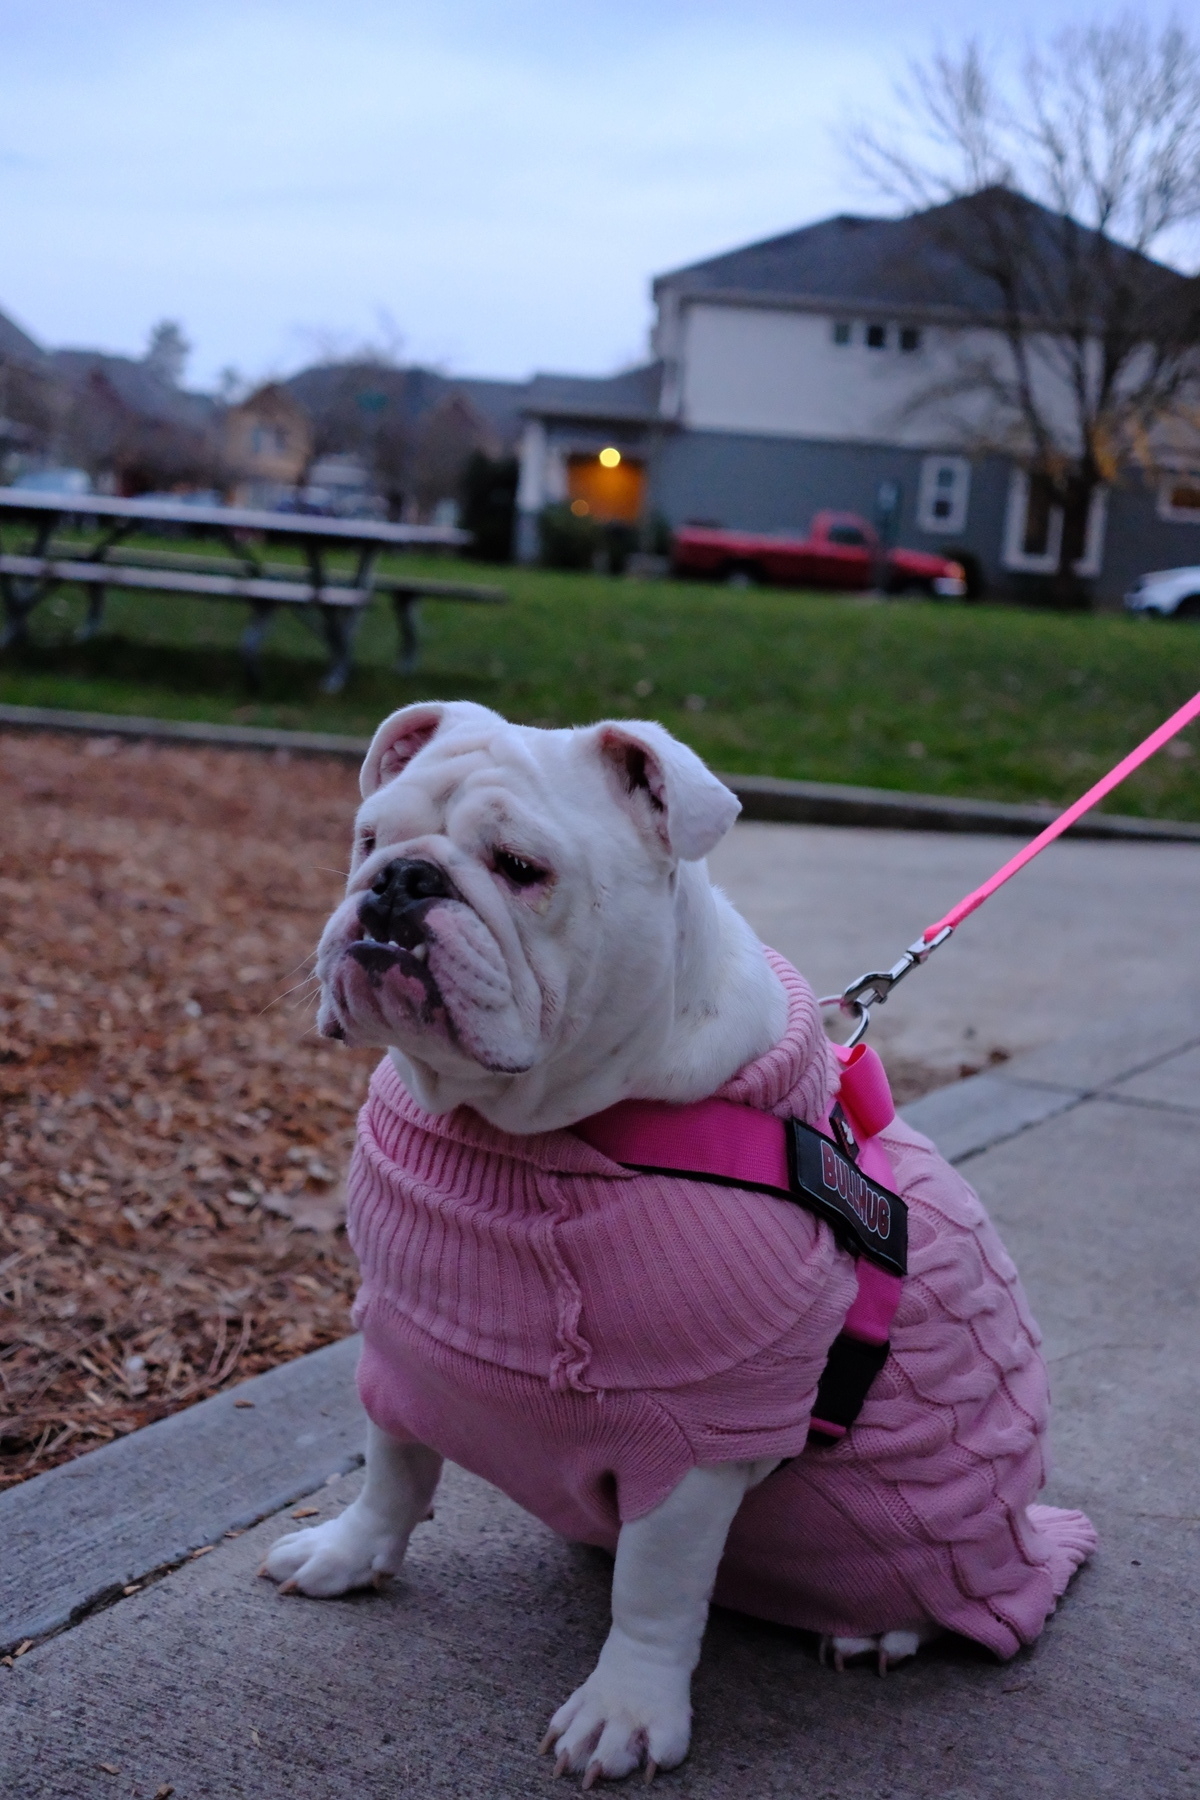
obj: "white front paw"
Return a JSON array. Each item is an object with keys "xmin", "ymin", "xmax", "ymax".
[
  {"xmin": 542, "ymin": 1633, "xmax": 691, "ymax": 1786},
  {"xmin": 260, "ymin": 1500, "xmax": 411, "ymax": 1597}
]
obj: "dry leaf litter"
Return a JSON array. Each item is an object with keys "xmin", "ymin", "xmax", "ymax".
[{"xmin": 0, "ymin": 730, "xmax": 377, "ymax": 1488}]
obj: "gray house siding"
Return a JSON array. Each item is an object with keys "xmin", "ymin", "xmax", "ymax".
[
  {"xmin": 650, "ymin": 427, "xmax": 1009, "ymax": 569},
  {"xmin": 1098, "ymin": 478, "xmax": 1200, "ymax": 603},
  {"xmin": 649, "ymin": 429, "xmax": 1200, "ymax": 604}
]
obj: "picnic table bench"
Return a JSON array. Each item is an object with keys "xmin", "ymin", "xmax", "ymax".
[{"xmin": 0, "ymin": 490, "xmax": 507, "ymax": 692}]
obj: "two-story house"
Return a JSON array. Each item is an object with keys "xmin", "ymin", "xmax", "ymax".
[
  {"xmin": 223, "ymin": 383, "xmax": 315, "ymax": 508},
  {"xmin": 516, "ymin": 196, "xmax": 1200, "ymax": 600}
]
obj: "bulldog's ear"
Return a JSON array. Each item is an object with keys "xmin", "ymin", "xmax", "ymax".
[
  {"xmin": 593, "ymin": 720, "xmax": 740, "ymax": 861},
  {"xmin": 360, "ymin": 703, "xmax": 446, "ymax": 797}
]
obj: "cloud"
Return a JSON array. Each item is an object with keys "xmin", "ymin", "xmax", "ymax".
[{"xmin": 0, "ymin": 0, "xmax": 1179, "ymax": 382}]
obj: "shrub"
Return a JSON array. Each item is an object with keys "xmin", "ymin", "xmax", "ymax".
[
  {"xmin": 599, "ymin": 521, "xmax": 639, "ymax": 575},
  {"xmin": 944, "ymin": 547, "xmax": 986, "ymax": 600},
  {"xmin": 460, "ymin": 452, "xmax": 518, "ymax": 562},
  {"xmin": 539, "ymin": 501, "xmax": 600, "ymax": 570}
]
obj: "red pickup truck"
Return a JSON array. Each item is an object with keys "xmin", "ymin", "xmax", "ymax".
[{"xmin": 670, "ymin": 511, "xmax": 968, "ymax": 596}]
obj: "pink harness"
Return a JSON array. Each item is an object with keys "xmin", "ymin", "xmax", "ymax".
[{"xmin": 575, "ymin": 1040, "xmax": 903, "ymax": 1444}]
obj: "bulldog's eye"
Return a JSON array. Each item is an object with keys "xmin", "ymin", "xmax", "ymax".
[
  {"xmin": 493, "ymin": 849, "xmax": 547, "ymax": 889},
  {"xmin": 358, "ymin": 831, "xmax": 376, "ymax": 859}
]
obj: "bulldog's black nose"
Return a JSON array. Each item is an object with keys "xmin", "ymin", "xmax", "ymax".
[{"xmin": 358, "ymin": 857, "xmax": 453, "ymax": 945}]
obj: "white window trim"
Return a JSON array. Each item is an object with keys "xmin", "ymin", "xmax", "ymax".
[
  {"xmin": 917, "ymin": 456, "xmax": 971, "ymax": 535},
  {"xmin": 1002, "ymin": 469, "xmax": 1107, "ymax": 576},
  {"xmin": 515, "ymin": 419, "xmax": 547, "ymax": 511},
  {"xmin": 1075, "ymin": 487, "xmax": 1108, "ymax": 577},
  {"xmin": 1157, "ymin": 472, "xmax": 1200, "ymax": 523},
  {"xmin": 543, "ymin": 445, "xmax": 568, "ymax": 504}
]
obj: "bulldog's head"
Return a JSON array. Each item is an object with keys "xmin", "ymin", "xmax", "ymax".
[{"xmin": 316, "ymin": 701, "xmax": 781, "ymax": 1131}]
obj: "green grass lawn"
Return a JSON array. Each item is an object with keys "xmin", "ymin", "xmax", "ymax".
[{"xmin": 3, "ymin": 548, "xmax": 1199, "ymax": 818}]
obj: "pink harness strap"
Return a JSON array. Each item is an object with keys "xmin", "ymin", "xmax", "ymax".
[
  {"xmin": 577, "ymin": 1094, "xmax": 792, "ymax": 1193},
  {"xmin": 575, "ymin": 1042, "xmax": 903, "ymax": 1444}
]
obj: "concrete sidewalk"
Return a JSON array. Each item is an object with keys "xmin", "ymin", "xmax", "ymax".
[
  {"xmin": 3, "ymin": 1005, "xmax": 1199, "ymax": 1798},
  {"xmin": 709, "ymin": 818, "xmax": 1200, "ymax": 1088}
]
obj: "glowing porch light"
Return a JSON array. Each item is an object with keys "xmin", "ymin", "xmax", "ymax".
[{"xmin": 598, "ymin": 447, "xmax": 622, "ymax": 468}]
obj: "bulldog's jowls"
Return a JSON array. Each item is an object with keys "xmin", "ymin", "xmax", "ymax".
[{"xmin": 264, "ymin": 701, "xmax": 1095, "ymax": 1788}]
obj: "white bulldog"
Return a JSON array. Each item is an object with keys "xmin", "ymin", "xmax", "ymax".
[
  {"xmin": 266, "ymin": 700, "xmax": 804, "ymax": 1780},
  {"xmin": 258, "ymin": 702, "xmax": 1083, "ymax": 1784}
]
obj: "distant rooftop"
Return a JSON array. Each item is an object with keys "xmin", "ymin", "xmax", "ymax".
[
  {"xmin": 522, "ymin": 364, "xmax": 662, "ymax": 424},
  {"xmin": 0, "ymin": 305, "xmax": 46, "ymax": 369},
  {"xmin": 51, "ymin": 348, "xmax": 216, "ymax": 428},
  {"xmin": 653, "ymin": 190, "xmax": 1181, "ymax": 322},
  {"xmin": 284, "ymin": 362, "xmax": 527, "ymax": 451}
]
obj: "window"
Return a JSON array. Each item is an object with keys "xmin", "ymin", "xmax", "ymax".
[
  {"xmin": 1158, "ymin": 473, "xmax": 1200, "ymax": 522},
  {"xmin": 250, "ymin": 425, "xmax": 286, "ymax": 457},
  {"xmin": 827, "ymin": 523, "xmax": 869, "ymax": 547},
  {"xmin": 832, "ymin": 321, "xmax": 852, "ymax": 345},
  {"xmin": 866, "ymin": 323, "xmax": 887, "ymax": 349},
  {"xmin": 1002, "ymin": 470, "xmax": 1108, "ymax": 575},
  {"xmin": 917, "ymin": 457, "xmax": 971, "ymax": 534},
  {"xmin": 899, "ymin": 326, "xmax": 922, "ymax": 353}
]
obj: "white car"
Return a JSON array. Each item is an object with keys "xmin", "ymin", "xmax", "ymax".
[{"xmin": 1124, "ymin": 566, "xmax": 1200, "ymax": 619}]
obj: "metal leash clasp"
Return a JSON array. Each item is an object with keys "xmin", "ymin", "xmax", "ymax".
[{"xmin": 820, "ymin": 926, "xmax": 953, "ymax": 1047}]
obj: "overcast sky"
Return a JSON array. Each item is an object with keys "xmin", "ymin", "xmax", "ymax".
[{"xmin": 0, "ymin": 1, "xmax": 1186, "ymax": 388}]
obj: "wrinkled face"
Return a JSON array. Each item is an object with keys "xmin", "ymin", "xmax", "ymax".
[{"xmin": 314, "ymin": 703, "xmax": 739, "ymax": 1114}]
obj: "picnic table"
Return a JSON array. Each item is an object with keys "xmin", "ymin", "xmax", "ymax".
[{"xmin": 0, "ymin": 489, "xmax": 507, "ymax": 692}]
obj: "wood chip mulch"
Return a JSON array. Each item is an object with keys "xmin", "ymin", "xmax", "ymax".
[{"xmin": 0, "ymin": 729, "xmax": 380, "ymax": 1489}]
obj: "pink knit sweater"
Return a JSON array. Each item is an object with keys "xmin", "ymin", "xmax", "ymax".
[{"xmin": 347, "ymin": 952, "xmax": 1094, "ymax": 1656}]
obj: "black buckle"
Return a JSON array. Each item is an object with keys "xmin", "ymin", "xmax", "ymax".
[
  {"xmin": 829, "ymin": 1101, "xmax": 860, "ymax": 1163},
  {"xmin": 785, "ymin": 1118, "xmax": 907, "ymax": 1277}
]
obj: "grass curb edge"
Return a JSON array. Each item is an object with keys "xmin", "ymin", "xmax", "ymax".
[{"xmin": 3, "ymin": 700, "xmax": 1199, "ymax": 842}]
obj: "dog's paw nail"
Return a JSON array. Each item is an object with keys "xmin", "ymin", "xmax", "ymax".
[
  {"xmin": 539, "ymin": 1731, "xmax": 558, "ymax": 1756},
  {"xmin": 833, "ymin": 1649, "xmax": 845, "ymax": 1673},
  {"xmin": 644, "ymin": 1760, "xmax": 658, "ymax": 1785},
  {"xmin": 278, "ymin": 1578, "xmax": 298, "ymax": 1595},
  {"xmin": 554, "ymin": 1751, "xmax": 571, "ymax": 1778},
  {"xmin": 371, "ymin": 1570, "xmax": 392, "ymax": 1590},
  {"xmin": 877, "ymin": 1650, "xmax": 888, "ymax": 1677},
  {"xmin": 581, "ymin": 1762, "xmax": 601, "ymax": 1791}
]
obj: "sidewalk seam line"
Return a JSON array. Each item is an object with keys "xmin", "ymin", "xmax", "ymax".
[
  {"xmin": 0, "ymin": 1452, "xmax": 363, "ymax": 1660},
  {"xmin": 948, "ymin": 1092, "xmax": 1091, "ymax": 1166}
]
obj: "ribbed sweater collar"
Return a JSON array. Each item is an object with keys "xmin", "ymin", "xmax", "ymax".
[{"xmin": 373, "ymin": 948, "xmax": 837, "ymax": 1176}]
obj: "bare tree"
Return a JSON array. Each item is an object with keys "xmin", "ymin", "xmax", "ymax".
[
  {"xmin": 853, "ymin": 16, "xmax": 1200, "ymax": 597},
  {"xmin": 0, "ymin": 358, "xmax": 55, "ymax": 469},
  {"xmin": 143, "ymin": 320, "xmax": 192, "ymax": 389},
  {"xmin": 55, "ymin": 367, "xmax": 223, "ymax": 494},
  {"xmin": 410, "ymin": 395, "xmax": 485, "ymax": 520},
  {"xmin": 287, "ymin": 354, "xmax": 415, "ymax": 516}
]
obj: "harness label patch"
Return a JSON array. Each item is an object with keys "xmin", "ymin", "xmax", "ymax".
[{"xmin": 786, "ymin": 1119, "xmax": 908, "ymax": 1276}]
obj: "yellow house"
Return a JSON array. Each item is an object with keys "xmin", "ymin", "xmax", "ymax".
[{"xmin": 223, "ymin": 383, "xmax": 313, "ymax": 506}]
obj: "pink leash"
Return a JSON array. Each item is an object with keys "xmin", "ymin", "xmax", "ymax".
[
  {"xmin": 577, "ymin": 698, "xmax": 1199, "ymax": 1450},
  {"xmin": 825, "ymin": 690, "xmax": 1200, "ymax": 1044}
]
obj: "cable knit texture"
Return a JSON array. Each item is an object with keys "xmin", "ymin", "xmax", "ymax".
[{"xmin": 348, "ymin": 950, "xmax": 1094, "ymax": 1657}]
